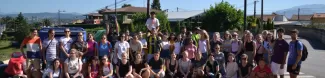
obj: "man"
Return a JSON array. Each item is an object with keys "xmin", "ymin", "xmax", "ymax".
[
  {"xmin": 146, "ymin": 12, "xmax": 160, "ymax": 33},
  {"xmin": 287, "ymin": 29, "xmax": 303, "ymax": 78},
  {"xmin": 271, "ymin": 28, "xmax": 289, "ymax": 78},
  {"xmin": 180, "ymin": 27, "xmax": 187, "ymax": 37},
  {"xmin": 148, "ymin": 52, "xmax": 165, "ymax": 78},
  {"xmin": 146, "ymin": 31, "xmax": 161, "ymax": 62},
  {"xmin": 20, "ymin": 29, "xmax": 42, "ymax": 78},
  {"xmin": 42, "ymin": 29, "xmax": 60, "ymax": 68},
  {"xmin": 106, "ymin": 16, "xmax": 120, "ymax": 49},
  {"xmin": 59, "ymin": 28, "xmax": 73, "ymax": 62},
  {"xmin": 192, "ymin": 27, "xmax": 201, "ymax": 46}
]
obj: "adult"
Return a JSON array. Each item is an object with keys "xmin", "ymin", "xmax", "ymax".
[
  {"xmin": 271, "ymin": 28, "xmax": 289, "ymax": 78},
  {"xmin": 97, "ymin": 35, "xmax": 112, "ymax": 59},
  {"xmin": 47, "ymin": 59, "xmax": 63, "ymax": 78},
  {"xmin": 222, "ymin": 31, "xmax": 232, "ymax": 64},
  {"xmin": 160, "ymin": 33, "xmax": 170, "ymax": 59},
  {"xmin": 180, "ymin": 27, "xmax": 187, "ymax": 37},
  {"xmin": 114, "ymin": 34, "xmax": 130, "ymax": 60},
  {"xmin": 59, "ymin": 28, "xmax": 73, "ymax": 62},
  {"xmin": 191, "ymin": 52, "xmax": 206, "ymax": 78},
  {"xmin": 132, "ymin": 53, "xmax": 150, "ymax": 78},
  {"xmin": 210, "ymin": 32, "xmax": 223, "ymax": 53},
  {"xmin": 192, "ymin": 27, "xmax": 201, "ymax": 46},
  {"xmin": 106, "ymin": 17, "xmax": 119, "ymax": 50},
  {"xmin": 166, "ymin": 53, "xmax": 178, "ymax": 78},
  {"xmin": 205, "ymin": 53, "xmax": 219, "ymax": 78},
  {"xmin": 20, "ymin": 29, "xmax": 42, "ymax": 78},
  {"xmin": 99, "ymin": 55, "xmax": 114, "ymax": 78},
  {"xmin": 64, "ymin": 49, "xmax": 83, "ymax": 78},
  {"xmin": 146, "ymin": 32, "xmax": 160, "ymax": 61},
  {"xmin": 287, "ymin": 29, "xmax": 303, "ymax": 78},
  {"xmin": 88, "ymin": 56, "xmax": 100, "ymax": 78},
  {"xmin": 177, "ymin": 52, "xmax": 191, "ymax": 78},
  {"xmin": 148, "ymin": 52, "xmax": 165, "ymax": 78},
  {"xmin": 42, "ymin": 29, "xmax": 60, "ymax": 68},
  {"xmin": 231, "ymin": 32, "xmax": 242, "ymax": 63},
  {"xmin": 198, "ymin": 30, "xmax": 210, "ymax": 59},
  {"xmin": 139, "ymin": 31, "xmax": 147, "ymax": 53},
  {"xmin": 116, "ymin": 53, "xmax": 133, "ymax": 78},
  {"xmin": 243, "ymin": 33, "xmax": 256, "ymax": 65},
  {"xmin": 213, "ymin": 44, "xmax": 226, "ymax": 77},
  {"xmin": 130, "ymin": 34, "xmax": 143, "ymax": 61},
  {"xmin": 183, "ymin": 38, "xmax": 197, "ymax": 59},
  {"xmin": 173, "ymin": 34, "xmax": 183, "ymax": 59},
  {"xmin": 238, "ymin": 54, "xmax": 253, "ymax": 78},
  {"xmin": 254, "ymin": 34, "xmax": 266, "ymax": 64},
  {"xmin": 71, "ymin": 32, "xmax": 88, "ymax": 60},
  {"xmin": 125, "ymin": 30, "xmax": 132, "ymax": 42},
  {"xmin": 146, "ymin": 12, "xmax": 160, "ymax": 33},
  {"xmin": 264, "ymin": 33, "xmax": 275, "ymax": 65},
  {"xmin": 225, "ymin": 53, "xmax": 238, "ymax": 78},
  {"xmin": 86, "ymin": 33, "xmax": 97, "ymax": 61}
]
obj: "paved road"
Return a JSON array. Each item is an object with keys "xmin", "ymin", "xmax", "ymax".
[{"xmin": 283, "ymin": 35, "xmax": 325, "ymax": 78}]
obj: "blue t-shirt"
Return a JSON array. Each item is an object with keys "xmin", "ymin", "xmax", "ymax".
[
  {"xmin": 287, "ymin": 41, "xmax": 303, "ymax": 65},
  {"xmin": 97, "ymin": 42, "xmax": 112, "ymax": 57}
]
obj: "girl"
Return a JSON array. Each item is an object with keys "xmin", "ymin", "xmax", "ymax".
[
  {"xmin": 231, "ymin": 32, "xmax": 242, "ymax": 63},
  {"xmin": 173, "ymin": 34, "xmax": 183, "ymax": 59},
  {"xmin": 169, "ymin": 33, "xmax": 176, "ymax": 56},
  {"xmin": 183, "ymin": 38, "xmax": 197, "ymax": 59},
  {"xmin": 88, "ymin": 56, "xmax": 100, "ymax": 78},
  {"xmin": 166, "ymin": 53, "xmax": 178, "ymax": 78},
  {"xmin": 130, "ymin": 34, "xmax": 143, "ymax": 61},
  {"xmin": 214, "ymin": 44, "xmax": 226, "ymax": 77},
  {"xmin": 210, "ymin": 32, "xmax": 223, "ymax": 53},
  {"xmin": 251, "ymin": 58, "xmax": 272, "ymax": 78},
  {"xmin": 222, "ymin": 31, "xmax": 232, "ymax": 63},
  {"xmin": 225, "ymin": 53, "xmax": 238, "ymax": 78},
  {"xmin": 99, "ymin": 55, "xmax": 113, "ymax": 78},
  {"xmin": 86, "ymin": 33, "xmax": 97, "ymax": 60},
  {"xmin": 205, "ymin": 53, "xmax": 219, "ymax": 78},
  {"xmin": 64, "ymin": 49, "xmax": 83, "ymax": 78},
  {"xmin": 198, "ymin": 30, "xmax": 210, "ymax": 59},
  {"xmin": 243, "ymin": 33, "xmax": 256, "ymax": 65},
  {"xmin": 132, "ymin": 53, "xmax": 150, "ymax": 78},
  {"xmin": 254, "ymin": 34, "xmax": 266, "ymax": 64},
  {"xmin": 160, "ymin": 33, "xmax": 170, "ymax": 59},
  {"xmin": 177, "ymin": 51, "xmax": 191, "ymax": 78},
  {"xmin": 264, "ymin": 33, "xmax": 275, "ymax": 65},
  {"xmin": 47, "ymin": 59, "xmax": 63, "ymax": 78},
  {"xmin": 97, "ymin": 35, "xmax": 112, "ymax": 60},
  {"xmin": 116, "ymin": 53, "xmax": 134, "ymax": 78},
  {"xmin": 239, "ymin": 54, "xmax": 253, "ymax": 78}
]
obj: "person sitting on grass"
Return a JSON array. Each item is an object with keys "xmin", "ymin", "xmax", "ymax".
[
  {"xmin": 64, "ymin": 49, "xmax": 83, "ymax": 78},
  {"xmin": 88, "ymin": 56, "xmax": 100, "ymax": 78},
  {"xmin": 47, "ymin": 59, "xmax": 63, "ymax": 78},
  {"xmin": 99, "ymin": 55, "xmax": 114, "ymax": 78},
  {"xmin": 251, "ymin": 58, "xmax": 272, "ymax": 78}
]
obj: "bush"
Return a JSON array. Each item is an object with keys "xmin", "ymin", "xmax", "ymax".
[
  {"xmin": 85, "ymin": 27, "xmax": 105, "ymax": 34},
  {"xmin": 131, "ymin": 12, "xmax": 171, "ymax": 33}
]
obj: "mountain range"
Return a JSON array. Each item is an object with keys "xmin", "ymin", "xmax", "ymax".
[{"xmin": 0, "ymin": 12, "xmax": 84, "ymax": 20}]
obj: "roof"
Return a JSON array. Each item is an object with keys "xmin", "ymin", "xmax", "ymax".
[
  {"xmin": 99, "ymin": 6, "xmax": 160, "ymax": 13},
  {"xmin": 312, "ymin": 13, "xmax": 325, "ymax": 18},
  {"xmin": 84, "ymin": 13, "xmax": 103, "ymax": 16},
  {"xmin": 273, "ymin": 15, "xmax": 288, "ymax": 21},
  {"xmin": 252, "ymin": 13, "xmax": 278, "ymax": 21},
  {"xmin": 290, "ymin": 15, "xmax": 313, "ymax": 21},
  {"xmin": 274, "ymin": 21, "xmax": 302, "ymax": 26},
  {"xmin": 167, "ymin": 10, "xmax": 204, "ymax": 22}
]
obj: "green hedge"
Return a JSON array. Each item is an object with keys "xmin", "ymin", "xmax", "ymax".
[{"xmin": 62, "ymin": 24, "xmax": 104, "ymax": 29}]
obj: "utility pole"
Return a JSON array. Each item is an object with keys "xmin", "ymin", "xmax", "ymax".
[
  {"xmin": 147, "ymin": 0, "xmax": 150, "ymax": 18},
  {"xmin": 58, "ymin": 10, "xmax": 65, "ymax": 26},
  {"xmin": 177, "ymin": 7, "xmax": 179, "ymax": 12},
  {"xmin": 261, "ymin": 0, "xmax": 264, "ymax": 23},
  {"xmin": 244, "ymin": 0, "xmax": 247, "ymax": 30},
  {"xmin": 115, "ymin": 0, "xmax": 117, "ymax": 16},
  {"xmin": 298, "ymin": 8, "xmax": 300, "ymax": 21},
  {"xmin": 254, "ymin": 0, "xmax": 258, "ymax": 18}
]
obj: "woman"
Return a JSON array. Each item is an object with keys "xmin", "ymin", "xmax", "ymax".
[
  {"xmin": 198, "ymin": 30, "xmax": 210, "ymax": 59},
  {"xmin": 205, "ymin": 53, "xmax": 219, "ymax": 78},
  {"xmin": 116, "ymin": 53, "xmax": 133, "ymax": 78},
  {"xmin": 254, "ymin": 34, "xmax": 266, "ymax": 64},
  {"xmin": 177, "ymin": 52, "xmax": 191, "ymax": 78},
  {"xmin": 183, "ymin": 38, "xmax": 197, "ymax": 59},
  {"xmin": 225, "ymin": 53, "xmax": 238, "ymax": 78},
  {"xmin": 86, "ymin": 33, "xmax": 97, "ymax": 60},
  {"xmin": 168, "ymin": 33, "xmax": 176, "ymax": 55},
  {"xmin": 166, "ymin": 53, "xmax": 178, "ymax": 78},
  {"xmin": 97, "ymin": 35, "xmax": 112, "ymax": 59},
  {"xmin": 132, "ymin": 53, "xmax": 150, "ymax": 78},
  {"xmin": 251, "ymin": 58, "xmax": 272, "ymax": 78},
  {"xmin": 64, "ymin": 49, "xmax": 83, "ymax": 78},
  {"xmin": 130, "ymin": 34, "xmax": 143, "ymax": 61},
  {"xmin": 173, "ymin": 34, "xmax": 183, "ymax": 59},
  {"xmin": 263, "ymin": 33, "xmax": 275, "ymax": 65},
  {"xmin": 160, "ymin": 33, "xmax": 170, "ymax": 59},
  {"xmin": 72, "ymin": 32, "xmax": 88, "ymax": 59},
  {"xmin": 114, "ymin": 34, "xmax": 130, "ymax": 60},
  {"xmin": 231, "ymin": 32, "xmax": 242, "ymax": 63},
  {"xmin": 191, "ymin": 51, "xmax": 205, "ymax": 78},
  {"xmin": 222, "ymin": 31, "xmax": 232, "ymax": 63},
  {"xmin": 88, "ymin": 56, "xmax": 100, "ymax": 78},
  {"xmin": 99, "ymin": 55, "xmax": 114, "ymax": 78},
  {"xmin": 214, "ymin": 44, "xmax": 226, "ymax": 78},
  {"xmin": 239, "ymin": 54, "xmax": 253, "ymax": 78},
  {"xmin": 243, "ymin": 33, "xmax": 256, "ymax": 65},
  {"xmin": 47, "ymin": 59, "xmax": 63, "ymax": 78},
  {"xmin": 210, "ymin": 32, "xmax": 223, "ymax": 53}
]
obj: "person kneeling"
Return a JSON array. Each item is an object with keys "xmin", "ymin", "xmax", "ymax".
[
  {"xmin": 64, "ymin": 49, "xmax": 83, "ymax": 78},
  {"xmin": 148, "ymin": 52, "xmax": 165, "ymax": 78}
]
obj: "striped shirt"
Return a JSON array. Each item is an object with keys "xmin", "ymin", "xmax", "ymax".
[{"xmin": 43, "ymin": 38, "xmax": 59, "ymax": 61}]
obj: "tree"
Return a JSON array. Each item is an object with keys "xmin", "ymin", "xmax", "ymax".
[
  {"xmin": 122, "ymin": 4, "xmax": 132, "ymax": 8},
  {"xmin": 201, "ymin": 2, "xmax": 244, "ymax": 32},
  {"xmin": 151, "ymin": 0, "xmax": 161, "ymax": 10},
  {"xmin": 14, "ymin": 12, "xmax": 31, "ymax": 44},
  {"xmin": 42, "ymin": 18, "xmax": 52, "ymax": 26},
  {"xmin": 131, "ymin": 12, "xmax": 171, "ymax": 32},
  {"xmin": 0, "ymin": 16, "xmax": 15, "ymax": 31}
]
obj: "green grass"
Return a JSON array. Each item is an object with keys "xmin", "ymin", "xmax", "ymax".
[{"xmin": 0, "ymin": 41, "xmax": 20, "ymax": 61}]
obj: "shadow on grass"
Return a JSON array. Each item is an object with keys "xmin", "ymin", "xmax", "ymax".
[{"xmin": 0, "ymin": 46, "xmax": 12, "ymax": 50}]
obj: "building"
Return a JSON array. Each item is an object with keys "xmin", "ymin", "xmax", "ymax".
[
  {"xmin": 253, "ymin": 13, "xmax": 278, "ymax": 22},
  {"xmin": 83, "ymin": 13, "xmax": 103, "ymax": 24},
  {"xmin": 290, "ymin": 15, "xmax": 313, "ymax": 25},
  {"xmin": 311, "ymin": 13, "xmax": 325, "ymax": 25},
  {"xmin": 167, "ymin": 10, "xmax": 204, "ymax": 30},
  {"xmin": 273, "ymin": 15, "xmax": 302, "ymax": 27}
]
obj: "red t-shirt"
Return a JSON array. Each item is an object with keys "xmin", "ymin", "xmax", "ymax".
[{"xmin": 253, "ymin": 65, "xmax": 272, "ymax": 77}]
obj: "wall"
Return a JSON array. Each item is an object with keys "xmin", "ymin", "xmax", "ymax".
[{"xmin": 281, "ymin": 25, "xmax": 325, "ymax": 44}]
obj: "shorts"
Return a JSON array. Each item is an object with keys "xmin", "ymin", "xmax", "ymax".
[
  {"xmin": 26, "ymin": 58, "xmax": 41, "ymax": 70},
  {"xmin": 271, "ymin": 62, "xmax": 285, "ymax": 75},
  {"xmin": 150, "ymin": 69, "xmax": 165, "ymax": 78},
  {"xmin": 160, "ymin": 49, "xmax": 170, "ymax": 59},
  {"xmin": 287, "ymin": 65, "xmax": 301, "ymax": 75}
]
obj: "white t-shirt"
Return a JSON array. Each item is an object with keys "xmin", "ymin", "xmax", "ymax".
[
  {"xmin": 173, "ymin": 42, "xmax": 182, "ymax": 54},
  {"xmin": 103, "ymin": 64, "xmax": 114, "ymax": 76},
  {"xmin": 140, "ymin": 39, "xmax": 147, "ymax": 48},
  {"xmin": 199, "ymin": 40, "xmax": 207, "ymax": 53},
  {"xmin": 59, "ymin": 37, "xmax": 73, "ymax": 52},
  {"xmin": 145, "ymin": 18, "xmax": 160, "ymax": 31},
  {"xmin": 161, "ymin": 41, "xmax": 170, "ymax": 50},
  {"xmin": 48, "ymin": 69, "xmax": 61, "ymax": 78},
  {"xmin": 64, "ymin": 58, "xmax": 82, "ymax": 74},
  {"xmin": 114, "ymin": 41, "xmax": 130, "ymax": 59}
]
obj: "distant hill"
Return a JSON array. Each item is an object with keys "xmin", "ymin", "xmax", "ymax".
[
  {"xmin": 0, "ymin": 12, "xmax": 84, "ymax": 19},
  {"xmin": 275, "ymin": 4, "xmax": 325, "ymax": 18}
]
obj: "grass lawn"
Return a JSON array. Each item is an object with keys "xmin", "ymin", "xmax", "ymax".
[{"xmin": 0, "ymin": 41, "xmax": 20, "ymax": 61}]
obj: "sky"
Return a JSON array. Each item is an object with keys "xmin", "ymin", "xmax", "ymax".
[{"xmin": 0, "ymin": 0, "xmax": 325, "ymax": 14}]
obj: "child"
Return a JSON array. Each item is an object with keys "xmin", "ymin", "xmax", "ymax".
[
  {"xmin": 88, "ymin": 56, "xmax": 100, "ymax": 78},
  {"xmin": 251, "ymin": 58, "xmax": 272, "ymax": 78},
  {"xmin": 225, "ymin": 53, "xmax": 238, "ymax": 78}
]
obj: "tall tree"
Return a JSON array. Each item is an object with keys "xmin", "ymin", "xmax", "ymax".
[
  {"xmin": 15, "ymin": 12, "xmax": 31, "ymax": 44},
  {"xmin": 122, "ymin": 4, "xmax": 132, "ymax": 8},
  {"xmin": 43, "ymin": 18, "xmax": 52, "ymax": 26},
  {"xmin": 151, "ymin": 0, "xmax": 161, "ymax": 10}
]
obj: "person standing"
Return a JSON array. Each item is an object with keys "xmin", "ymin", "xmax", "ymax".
[
  {"xmin": 210, "ymin": 32, "xmax": 223, "ymax": 53},
  {"xmin": 146, "ymin": 12, "xmax": 160, "ymax": 33},
  {"xmin": 184, "ymin": 38, "xmax": 197, "ymax": 59},
  {"xmin": 71, "ymin": 32, "xmax": 88, "ymax": 60},
  {"xmin": 97, "ymin": 35, "xmax": 112, "ymax": 59},
  {"xmin": 130, "ymin": 34, "xmax": 143, "ymax": 61},
  {"xmin": 106, "ymin": 17, "xmax": 119, "ymax": 49},
  {"xmin": 264, "ymin": 33, "xmax": 275, "ymax": 65},
  {"xmin": 254, "ymin": 34, "xmax": 266, "ymax": 64},
  {"xmin": 42, "ymin": 29, "xmax": 60, "ymax": 69},
  {"xmin": 271, "ymin": 28, "xmax": 289, "ymax": 78},
  {"xmin": 231, "ymin": 32, "xmax": 242, "ymax": 63},
  {"xmin": 160, "ymin": 33, "xmax": 170, "ymax": 59},
  {"xmin": 86, "ymin": 33, "xmax": 97, "ymax": 61},
  {"xmin": 243, "ymin": 33, "xmax": 256, "ymax": 65},
  {"xmin": 146, "ymin": 32, "xmax": 160, "ymax": 61},
  {"xmin": 173, "ymin": 34, "xmax": 183, "ymax": 59},
  {"xmin": 20, "ymin": 29, "xmax": 42, "ymax": 78},
  {"xmin": 198, "ymin": 30, "xmax": 210, "ymax": 59},
  {"xmin": 222, "ymin": 31, "xmax": 232, "ymax": 64},
  {"xmin": 59, "ymin": 28, "xmax": 73, "ymax": 62},
  {"xmin": 287, "ymin": 29, "xmax": 303, "ymax": 78}
]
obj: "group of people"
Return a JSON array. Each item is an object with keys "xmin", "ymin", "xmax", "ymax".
[{"xmin": 16, "ymin": 11, "xmax": 305, "ymax": 78}]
